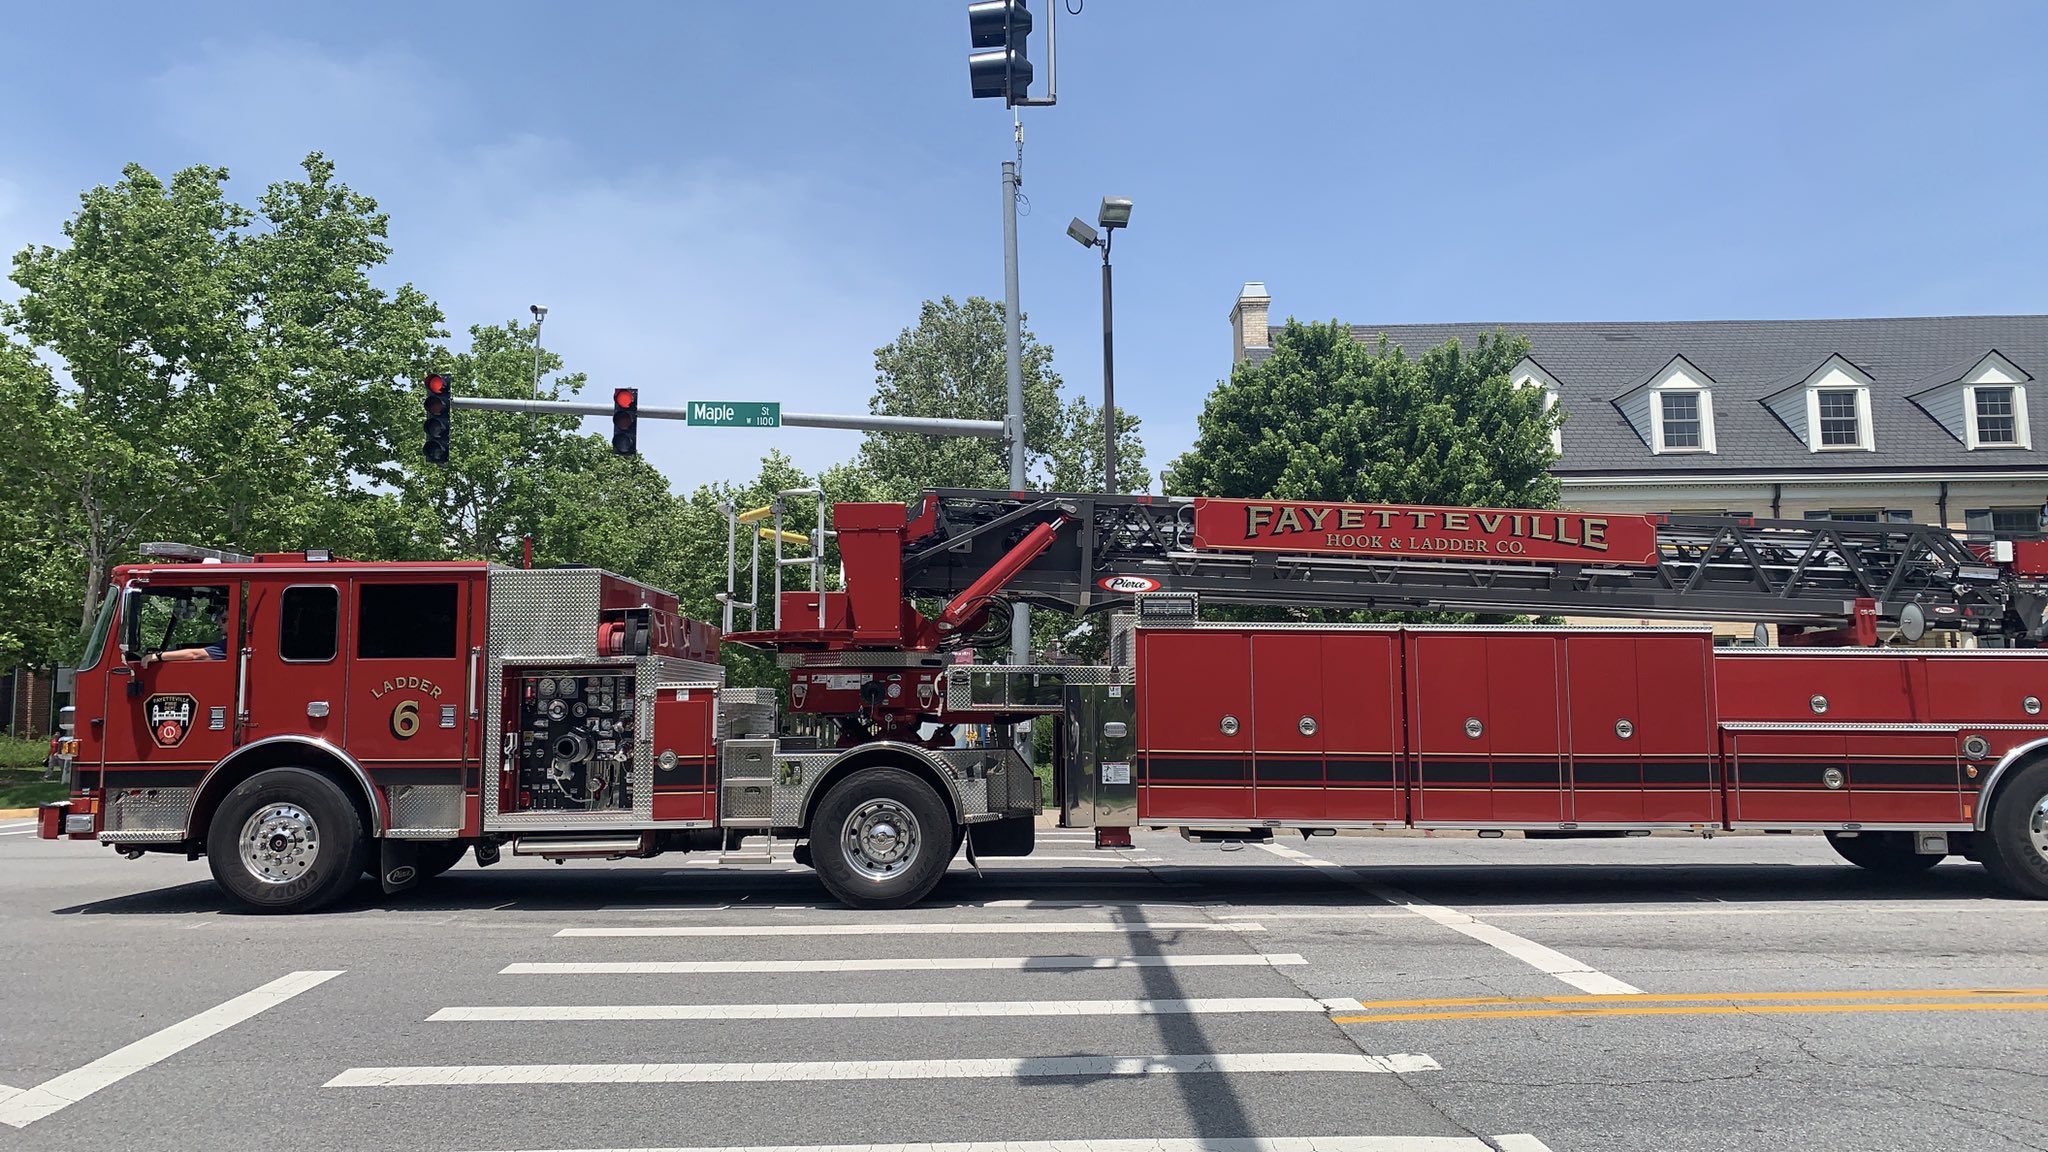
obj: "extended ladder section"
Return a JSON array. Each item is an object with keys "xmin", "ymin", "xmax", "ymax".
[{"xmin": 894, "ymin": 491, "xmax": 2035, "ymax": 641}]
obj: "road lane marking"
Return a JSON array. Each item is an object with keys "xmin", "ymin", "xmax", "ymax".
[
  {"xmin": 0, "ymin": 969, "xmax": 342, "ymax": 1129},
  {"xmin": 501, "ymin": 953, "xmax": 1307, "ymax": 974},
  {"xmin": 1492, "ymin": 1139, "xmax": 1559, "ymax": 1152},
  {"xmin": 1219, "ymin": 903, "xmax": 2037, "ymax": 921},
  {"xmin": 432, "ymin": 996, "xmax": 1336, "ymax": 1021},
  {"xmin": 1333, "ymin": 1000, "xmax": 2048, "ymax": 1024},
  {"xmin": 460, "ymin": 1131, "xmax": 1523, "ymax": 1139},
  {"xmin": 1256, "ymin": 843, "xmax": 1641, "ymax": 995},
  {"xmin": 328, "ymin": 1051, "xmax": 1442, "ymax": 1087},
  {"xmin": 553, "ymin": 920, "xmax": 1259, "ymax": 937},
  {"xmin": 1349, "ymin": 988, "xmax": 2048, "ymax": 1009},
  {"xmin": 973, "ymin": 854, "xmax": 1155, "ymax": 863}
]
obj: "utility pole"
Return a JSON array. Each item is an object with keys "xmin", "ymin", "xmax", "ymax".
[{"xmin": 1002, "ymin": 159, "xmax": 1030, "ymax": 677}]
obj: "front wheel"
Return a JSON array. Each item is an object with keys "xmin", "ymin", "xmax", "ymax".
[
  {"xmin": 1824, "ymin": 830, "xmax": 1942, "ymax": 875},
  {"xmin": 1981, "ymin": 763, "xmax": 2048, "ymax": 898},
  {"xmin": 809, "ymin": 768, "xmax": 952, "ymax": 910},
  {"xmin": 207, "ymin": 768, "xmax": 367, "ymax": 913}
]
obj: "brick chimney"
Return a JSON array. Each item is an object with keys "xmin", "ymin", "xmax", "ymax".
[{"xmin": 1229, "ymin": 282, "xmax": 1270, "ymax": 364}]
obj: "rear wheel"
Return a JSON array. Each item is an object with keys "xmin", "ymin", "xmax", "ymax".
[
  {"xmin": 1823, "ymin": 830, "xmax": 1942, "ymax": 875},
  {"xmin": 810, "ymin": 768, "xmax": 952, "ymax": 910},
  {"xmin": 207, "ymin": 768, "xmax": 366, "ymax": 913},
  {"xmin": 1981, "ymin": 762, "xmax": 2048, "ymax": 899}
]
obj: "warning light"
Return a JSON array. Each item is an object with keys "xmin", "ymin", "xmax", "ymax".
[
  {"xmin": 422, "ymin": 373, "xmax": 452, "ymax": 463},
  {"xmin": 611, "ymin": 387, "xmax": 639, "ymax": 456}
]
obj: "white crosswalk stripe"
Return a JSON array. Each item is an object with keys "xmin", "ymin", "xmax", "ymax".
[
  {"xmin": 553, "ymin": 920, "xmax": 1260, "ymax": 937},
  {"xmin": 501, "ymin": 953, "xmax": 1306, "ymax": 974},
  {"xmin": 429, "ymin": 996, "xmax": 1346, "ymax": 1021},
  {"xmin": 327, "ymin": 1052, "xmax": 1442, "ymax": 1087},
  {"xmin": 460, "ymin": 1131, "xmax": 1548, "ymax": 1139}
]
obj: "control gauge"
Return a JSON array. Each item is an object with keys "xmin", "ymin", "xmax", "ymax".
[
  {"xmin": 558, "ymin": 677, "xmax": 580, "ymax": 699},
  {"xmin": 537, "ymin": 678, "xmax": 557, "ymax": 698}
]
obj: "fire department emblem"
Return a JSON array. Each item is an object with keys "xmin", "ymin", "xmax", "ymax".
[{"xmin": 145, "ymin": 694, "xmax": 198, "ymax": 749}]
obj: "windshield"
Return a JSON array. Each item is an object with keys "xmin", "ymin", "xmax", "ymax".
[{"xmin": 78, "ymin": 589, "xmax": 118, "ymax": 671}]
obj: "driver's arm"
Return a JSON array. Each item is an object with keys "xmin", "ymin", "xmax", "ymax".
[{"xmin": 143, "ymin": 648, "xmax": 216, "ymax": 665}]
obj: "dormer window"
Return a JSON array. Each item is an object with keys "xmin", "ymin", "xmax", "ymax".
[
  {"xmin": 1816, "ymin": 389, "xmax": 1863, "ymax": 447},
  {"xmin": 1613, "ymin": 354, "xmax": 1717, "ymax": 454},
  {"xmin": 1660, "ymin": 392, "xmax": 1703, "ymax": 449},
  {"xmin": 1906, "ymin": 350, "xmax": 2032, "ymax": 450},
  {"xmin": 1510, "ymin": 356, "xmax": 1565, "ymax": 453},
  {"xmin": 1974, "ymin": 386, "xmax": 2018, "ymax": 445},
  {"xmin": 1762, "ymin": 354, "xmax": 1876, "ymax": 452}
]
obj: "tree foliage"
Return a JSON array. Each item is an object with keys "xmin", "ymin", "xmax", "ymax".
[
  {"xmin": 1168, "ymin": 319, "xmax": 1560, "ymax": 508},
  {"xmin": 859, "ymin": 295, "xmax": 1147, "ymax": 498}
]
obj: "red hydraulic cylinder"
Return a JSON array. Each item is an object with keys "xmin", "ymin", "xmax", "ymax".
[{"xmin": 934, "ymin": 515, "xmax": 1071, "ymax": 636}]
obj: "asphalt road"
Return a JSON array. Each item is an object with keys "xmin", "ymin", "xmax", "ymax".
[{"xmin": 3, "ymin": 821, "xmax": 2047, "ymax": 1152}]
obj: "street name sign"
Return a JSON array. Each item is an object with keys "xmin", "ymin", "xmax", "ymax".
[{"xmin": 687, "ymin": 401, "xmax": 781, "ymax": 428}]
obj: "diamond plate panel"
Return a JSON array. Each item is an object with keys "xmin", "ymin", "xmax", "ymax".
[
  {"xmin": 386, "ymin": 784, "xmax": 464, "ymax": 837},
  {"xmin": 716, "ymin": 688, "xmax": 778, "ymax": 740},
  {"xmin": 101, "ymin": 788, "xmax": 193, "ymax": 838}
]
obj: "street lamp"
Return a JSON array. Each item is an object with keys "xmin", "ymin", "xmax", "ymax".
[
  {"xmin": 1066, "ymin": 196, "xmax": 1131, "ymax": 492},
  {"xmin": 529, "ymin": 304, "xmax": 549, "ymax": 400}
]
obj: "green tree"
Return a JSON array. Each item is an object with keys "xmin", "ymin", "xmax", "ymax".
[
  {"xmin": 2, "ymin": 155, "xmax": 443, "ymax": 648},
  {"xmin": 1168, "ymin": 319, "xmax": 1560, "ymax": 508},
  {"xmin": 857, "ymin": 295, "xmax": 1147, "ymax": 498}
]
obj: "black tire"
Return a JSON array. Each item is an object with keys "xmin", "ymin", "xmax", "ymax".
[
  {"xmin": 416, "ymin": 840, "xmax": 470, "ymax": 880},
  {"xmin": 809, "ymin": 767, "xmax": 953, "ymax": 910},
  {"xmin": 1823, "ymin": 830, "xmax": 1943, "ymax": 875},
  {"xmin": 1981, "ymin": 762, "xmax": 2048, "ymax": 898},
  {"xmin": 206, "ymin": 767, "xmax": 367, "ymax": 913}
]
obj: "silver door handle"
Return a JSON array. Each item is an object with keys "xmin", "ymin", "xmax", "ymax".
[{"xmin": 467, "ymin": 647, "xmax": 482, "ymax": 720}]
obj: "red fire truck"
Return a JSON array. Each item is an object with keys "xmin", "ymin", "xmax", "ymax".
[{"xmin": 37, "ymin": 489, "xmax": 2048, "ymax": 913}]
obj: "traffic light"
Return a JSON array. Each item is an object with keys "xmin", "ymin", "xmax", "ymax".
[
  {"xmin": 968, "ymin": 0, "xmax": 1033, "ymax": 105},
  {"xmin": 611, "ymin": 387, "xmax": 638, "ymax": 456},
  {"xmin": 421, "ymin": 373, "xmax": 451, "ymax": 463}
]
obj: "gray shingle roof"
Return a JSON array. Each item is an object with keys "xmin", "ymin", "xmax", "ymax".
[{"xmin": 1319, "ymin": 316, "xmax": 2048, "ymax": 477}]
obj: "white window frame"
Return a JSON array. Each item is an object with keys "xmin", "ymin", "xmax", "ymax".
[
  {"xmin": 1965, "ymin": 383, "xmax": 2031, "ymax": 450},
  {"xmin": 1804, "ymin": 385, "xmax": 1873, "ymax": 452},
  {"xmin": 1655, "ymin": 390, "xmax": 1708, "ymax": 452},
  {"xmin": 1648, "ymin": 387, "xmax": 1715, "ymax": 454}
]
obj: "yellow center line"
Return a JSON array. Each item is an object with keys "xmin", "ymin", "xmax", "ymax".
[
  {"xmin": 1343, "ymin": 987, "xmax": 2048, "ymax": 1010},
  {"xmin": 1331, "ymin": 1000, "xmax": 2048, "ymax": 1024}
]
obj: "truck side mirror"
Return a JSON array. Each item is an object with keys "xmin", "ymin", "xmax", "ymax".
[{"xmin": 120, "ymin": 586, "xmax": 143, "ymax": 663}]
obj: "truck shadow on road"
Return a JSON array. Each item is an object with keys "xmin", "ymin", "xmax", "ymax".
[{"xmin": 48, "ymin": 860, "xmax": 2020, "ymax": 916}]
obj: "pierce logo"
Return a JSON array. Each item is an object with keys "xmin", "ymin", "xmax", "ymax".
[
  {"xmin": 1097, "ymin": 575, "xmax": 1163, "ymax": 594},
  {"xmin": 145, "ymin": 694, "xmax": 198, "ymax": 748}
]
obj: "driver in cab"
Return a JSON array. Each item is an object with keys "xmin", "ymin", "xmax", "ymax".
[{"xmin": 143, "ymin": 599, "xmax": 228, "ymax": 665}]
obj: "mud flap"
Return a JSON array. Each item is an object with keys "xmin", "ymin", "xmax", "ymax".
[
  {"xmin": 474, "ymin": 839, "xmax": 501, "ymax": 867},
  {"xmin": 968, "ymin": 814, "xmax": 1035, "ymax": 857},
  {"xmin": 379, "ymin": 839, "xmax": 427, "ymax": 895}
]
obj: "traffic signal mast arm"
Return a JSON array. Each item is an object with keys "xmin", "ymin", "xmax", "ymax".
[{"xmin": 727, "ymin": 489, "xmax": 2036, "ymax": 654}]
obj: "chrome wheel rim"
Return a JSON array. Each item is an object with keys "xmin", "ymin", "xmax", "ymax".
[
  {"xmin": 239, "ymin": 803, "xmax": 320, "ymax": 885},
  {"xmin": 842, "ymin": 798, "xmax": 920, "ymax": 881},
  {"xmin": 2030, "ymin": 796, "xmax": 2048, "ymax": 864}
]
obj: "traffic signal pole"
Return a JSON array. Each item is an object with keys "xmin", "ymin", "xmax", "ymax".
[{"xmin": 446, "ymin": 394, "xmax": 1006, "ymax": 440}]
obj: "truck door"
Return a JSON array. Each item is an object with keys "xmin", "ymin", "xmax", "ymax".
[
  {"xmin": 239, "ymin": 580, "xmax": 348, "ymax": 748},
  {"xmin": 103, "ymin": 581, "xmax": 243, "ymax": 787},
  {"xmin": 1407, "ymin": 632, "xmax": 1567, "ymax": 825},
  {"xmin": 344, "ymin": 578, "xmax": 475, "ymax": 781},
  {"xmin": 1251, "ymin": 632, "xmax": 1326, "ymax": 821}
]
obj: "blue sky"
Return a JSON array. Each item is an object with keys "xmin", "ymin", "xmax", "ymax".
[{"xmin": 3, "ymin": 1, "xmax": 2044, "ymax": 493}]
